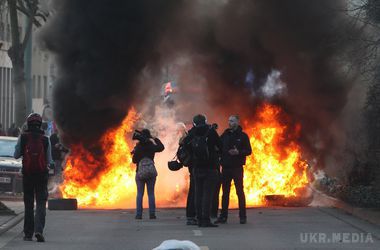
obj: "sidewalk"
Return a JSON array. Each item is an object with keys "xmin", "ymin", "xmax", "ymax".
[
  {"xmin": 311, "ymin": 187, "xmax": 380, "ymax": 226},
  {"xmin": 0, "ymin": 201, "xmax": 24, "ymax": 235}
]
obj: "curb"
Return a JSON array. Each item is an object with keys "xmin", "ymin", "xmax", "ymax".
[
  {"xmin": 0, "ymin": 212, "xmax": 24, "ymax": 235},
  {"xmin": 312, "ymin": 187, "xmax": 380, "ymax": 226}
]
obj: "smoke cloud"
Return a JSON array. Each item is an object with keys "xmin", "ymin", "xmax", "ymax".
[
  {"xmin": 40, "ymin": 0, "xmax": 186, "ymax": 145},
  {"xmin": 41, "ymin": 0, "xmax": 367, "ymax": 176}
]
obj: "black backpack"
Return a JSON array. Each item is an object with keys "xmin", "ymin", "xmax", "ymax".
[{"xmin": 191, "ymin": 129, "xmax": 210, "ymax": 161}]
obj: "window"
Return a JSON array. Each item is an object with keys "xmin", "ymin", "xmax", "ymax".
[
  {"xmin": 6, "ymin": 24, "xmax": 10, "ymax": 42},
  {"xmin": 32, "ymin": 75, "xmax": 36, "ymax": 98},
  {"xmin": 43, "ymin": 76, "xmax": 47, "ymax": 98},
  {"xmin": 43, "ymin": 53, "xmax": 49, "ymax": 62},
  {"xmin": 0, "ymin": 23, "xmax": 4, "ymax": 41},
  {"xmin": 37, "ymin": 76, "xmax": 41, "ymax": 98}
]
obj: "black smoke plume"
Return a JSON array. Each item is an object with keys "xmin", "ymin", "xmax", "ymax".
[
  {"xmin": 177, "ymin": 0, "xmax": 364, "ymax": 171},
  {"xmin": 41, "ymin": 0, "xmax": 184, "ymax": 145},
  {"xmin": 42, "ymin": 0, "xmax": 366, "ymax": 175}
]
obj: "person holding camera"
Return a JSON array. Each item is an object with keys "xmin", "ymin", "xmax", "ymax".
[
  {"xmin": 132, "ymin": 129, "xmax": 164, "ymax": 220},
  {"xmin": 215, "ymin": 115, "xmax": 252, "ymax": 225},
  {"xmin": 183, "ymin": 114, "xmax": 222, "ymax": 227}
]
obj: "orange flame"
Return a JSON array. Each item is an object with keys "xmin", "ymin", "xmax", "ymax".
[
  {"xmin": 61, "ymin": 103, "xmax": 309, "ymax": 208},
  {"xmin": 229, "ymin": 103, "xmax": 309, "ymax": 206},
  {"xmin": 61, "ymin": 109, "xmax": 138, "ymax": 208}
]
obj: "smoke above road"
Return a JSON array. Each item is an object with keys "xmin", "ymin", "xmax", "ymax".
[{"xmin": 41, "ymin": 0, "xmax": 367, "ymax": 175}]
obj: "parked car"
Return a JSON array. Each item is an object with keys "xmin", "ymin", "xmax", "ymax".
[{"xmin": 0, "ymin": 136, "xmax": 22, "ymax": 194}]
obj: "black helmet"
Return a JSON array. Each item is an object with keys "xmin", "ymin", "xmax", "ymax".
[
  {"xmin": 26, "ymin": 113, "xmax": 42, "ymax": 127},
  {"xmin": 168, "ymin": 160, "xmax": 183, "ymax": 171},
  {"xmin": 193, "ymin": 114, "xmax": 206, "ymax": 127}
]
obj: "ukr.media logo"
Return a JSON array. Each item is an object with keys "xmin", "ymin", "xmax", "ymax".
[{"xmin": 300, "ymin": 232, "xmax": 374, "ymax": 244}]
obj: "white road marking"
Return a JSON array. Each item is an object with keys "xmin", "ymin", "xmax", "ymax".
[
  {"xmin": 193, "ymin": 229, "xmax": 203, "ymax": 236},
  {"xmin": 200, "ymin": 247, "xmax": 209, "ymax": 250}
]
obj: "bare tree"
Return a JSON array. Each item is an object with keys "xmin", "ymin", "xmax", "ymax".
[
  {"xmin": 350, "ymin": 0, "xmax": 380, "ymax": 192},
  {"xmin": 0, "ymin": 0, "xmax": 47, "ymax": 127}
]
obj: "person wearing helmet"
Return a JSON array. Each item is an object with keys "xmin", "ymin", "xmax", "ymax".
[
  {"xmin": 14, "ymin": 113, "xmax": 53, "ymax": 242},
  {"xmin": 183, "ymin": 114, "xmax": 222, "ymax": 227}
]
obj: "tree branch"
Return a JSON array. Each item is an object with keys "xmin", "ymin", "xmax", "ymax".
[{"xmin": 16, "ymin": 5, "xmax": 42, "ymax": 27}]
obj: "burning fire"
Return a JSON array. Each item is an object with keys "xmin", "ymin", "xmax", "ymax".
[
  {"xmin": 61, "ymin": 103, "xmax": 309, "ymax": 208},
  {"xmin": 230, "ymin": 103, "xmax": 309, "ymax": 206},
  {"xmin": 61, "ymin": 109, "xmax": 139, "ymax": 208}
]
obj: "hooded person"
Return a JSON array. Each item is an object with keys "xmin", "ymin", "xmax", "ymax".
[
  {"xmin": 183, "ymin": 114, "xmax": 222, "ymax": 227},
  {"xmin": 14, "ymin": 113, "xmax": 54, "ymax": 242}
]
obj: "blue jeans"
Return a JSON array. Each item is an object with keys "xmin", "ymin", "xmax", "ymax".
[{"xmin": 135, "ymin": 176, "xmax": 156, "ymax": 216}]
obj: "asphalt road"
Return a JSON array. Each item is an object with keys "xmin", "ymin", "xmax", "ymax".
[{"xmin": 1, "ymin": 207, "xmax": 380, "ymax": 250}]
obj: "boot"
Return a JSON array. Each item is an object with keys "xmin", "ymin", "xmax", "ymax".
[{"xmin": 215, "ymin": 217, "xmax": 227, "ymax": 224}]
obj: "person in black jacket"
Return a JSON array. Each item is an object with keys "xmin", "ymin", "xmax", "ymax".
[
  {"xmin": 50, "ymin": 130, "xmax": 69, "ymax": 183},
  {"xmin": 215, "ymin": 115, "xmax": 252, "ymax": 224},
  {"xmin": 14, "ymin": 113, "xmax": 53, "ymax": 242},
  {"xmin": 132, "ymin": 129, "xmax": 164, "ymax": 220},
  {"xmin": 176, "ymin": 124, "xmax": 197, "ymax": 226},
  {"xmin": 183, "ymin": 114, "xmax": 222, "ymax": 227}
]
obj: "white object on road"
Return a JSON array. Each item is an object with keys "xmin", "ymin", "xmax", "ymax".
[
  {"xmin": 153, "ymin": 239, "xmax": 201, "ymax": 250},
  {"xmin": 192, "ymin": 230, "xmax": 203, "ymax": 236}
]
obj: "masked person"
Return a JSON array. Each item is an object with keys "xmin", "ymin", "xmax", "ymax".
[
  {"xmin": 215, "ymin": 115, "xmax": 252, "ymax": 224},
  {"xmin": 132, "ymin": 129, "xmax": 164, "ymax": 219},
  {"xmin": 14, "ymin": 113, "xmax": 53, "ymax": 242},
  {"xmin": 183, "ymin": 114, "xmax": 222, "ymax": 227}
]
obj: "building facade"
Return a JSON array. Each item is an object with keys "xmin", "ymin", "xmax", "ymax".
[{"xmin": 0, "ymin": 5, "xmax": 55, "ymax": 132}]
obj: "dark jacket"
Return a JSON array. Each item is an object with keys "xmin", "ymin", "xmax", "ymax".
[
  {"xmin": 183, "ymin": 124, "xmax": 222, "ymax": 169},
  {"xmin": 132, "ymin": 138, "xmax": 165, "ymax": 170},
  {"xmin": 220, "ymin": 126, "xmax": 252, "ymax": 168},
  {"xmin": 50, "ymin": 133, "xmax": 69, "ymax": 161}
]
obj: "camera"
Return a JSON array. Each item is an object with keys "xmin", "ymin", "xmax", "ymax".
[{"xmin": 132, "ymin": 130, "xmax": 149, "ymax": 142}]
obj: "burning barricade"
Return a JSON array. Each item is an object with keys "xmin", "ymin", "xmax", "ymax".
[{"xmin": 56, "ymin": 102, "xmax": 312, "ymax": 209}]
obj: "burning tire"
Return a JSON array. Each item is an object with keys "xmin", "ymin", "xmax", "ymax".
[
  {"xmin": 48, "ymin": 198, "xmax": 78, "ymax": 210},
  {"xmin": 264, "ymin": 193, "xmax": 314, "ymax": 207}
]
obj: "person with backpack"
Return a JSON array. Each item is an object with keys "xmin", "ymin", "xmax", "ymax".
[
  {"xmin": 14, "ymin": 113, "xmax": 53, "ymax": 242},
  {"xmin": 174, "ymin": 123, "xmax": 197, "ymax": 225},
  {"xmin": 132, "ymin": 129, "xmax": 164, "ymax": 220},
  {"xmin": 215, "ymin": 115, "xmax": 252, "ymax": 225},
  {"xmin": 183, "ymin": 114, "xmax": 222, "ymax": 227}
]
